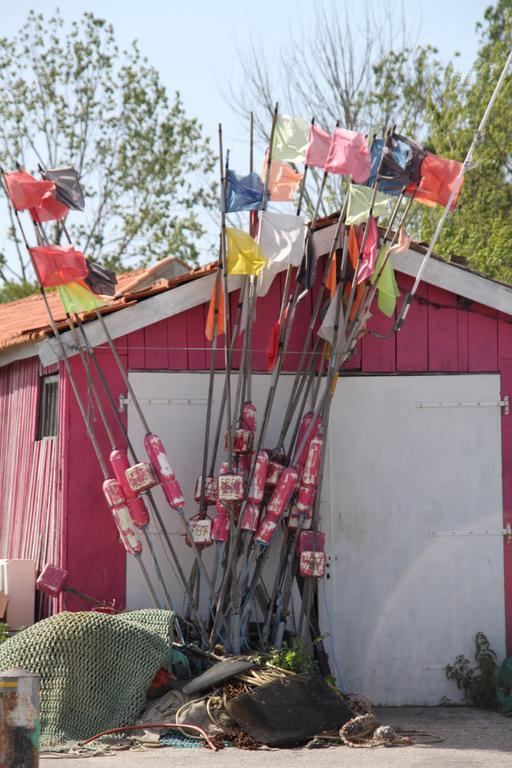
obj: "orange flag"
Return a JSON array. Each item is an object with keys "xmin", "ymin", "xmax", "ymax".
[
  {"xmin": 345, "ymin": 227, "xmax": 365, "ymax": 321},
  {"xmin": 205, "ymin": 276, "xmax": 225, "ymax": 341},
  {"xmin": 325, "ymin": 252, "xmax": 337, "ymax": 299},
  {"xmin": 262, "ymin": 158, "xmax": 303, "ymax": 202}
]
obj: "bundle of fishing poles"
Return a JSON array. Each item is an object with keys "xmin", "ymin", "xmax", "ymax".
[{"xmin": 1, "ymin": 47, "xmax": 509, "ymax": 664}]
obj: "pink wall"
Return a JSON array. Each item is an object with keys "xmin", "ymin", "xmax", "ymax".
[
  {"xmin": 0, "ymin": 358, "xmax": 64, "ymax": 617},
  {"xmin": 3, "ymin": 266, "xmax": 512, "ymax": 636}
]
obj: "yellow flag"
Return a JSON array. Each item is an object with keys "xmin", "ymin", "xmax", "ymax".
[{"xmin": 225, "ymin": 227, "xmax": 266, "ymax": 276}]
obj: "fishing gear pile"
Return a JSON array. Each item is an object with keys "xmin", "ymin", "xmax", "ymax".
[{"xmin": 1, "ymin": 50, "xmax": 510, "ymax": 669}]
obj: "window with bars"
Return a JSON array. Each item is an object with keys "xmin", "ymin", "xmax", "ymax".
[{"xmin": 36, "ymin": 374, "xmax": 59, "ymax": 440}]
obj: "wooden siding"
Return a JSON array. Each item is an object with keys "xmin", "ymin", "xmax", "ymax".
[{"xmin": 0, "ymin": 358, "xmax": 64, "ymax": 616}]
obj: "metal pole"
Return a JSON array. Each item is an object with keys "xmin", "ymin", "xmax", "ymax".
[{"xmin": 394, "ymin": 46, "xmax": 512, "ymax": 331}]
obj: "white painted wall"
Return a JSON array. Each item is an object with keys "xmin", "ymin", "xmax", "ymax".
[
  {"xmin": 322, "ymin": 374, "xmax": 505, "ymax": 705},
  {"xmin": 127, "ymin": 371, "xmax": 506, "ymax": 705}
]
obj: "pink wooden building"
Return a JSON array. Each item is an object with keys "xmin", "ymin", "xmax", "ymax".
[{"xmin": 0, "ymin": 243, "xmax": 511, "ymax": 705}]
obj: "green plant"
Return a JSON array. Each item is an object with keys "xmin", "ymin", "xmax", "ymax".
[
  {"xmin": 445, "ymin": 632, "xmax": 498, "ymax": 709},
  {"xmin": 269, "ymin": 640, "xmax": 318, "ymax": 674},
  {"xmin": 0, "ymin": 623, "xmax": 8, "ymax": 644}
]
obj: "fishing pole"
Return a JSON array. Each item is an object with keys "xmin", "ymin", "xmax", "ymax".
[
  {"xmin": 0, "ymin": 169, "xmax": 161, "ymax": 608},
  {"xmin": 394, "ymin": 47, "xmax": 512, "ymax": 332}
]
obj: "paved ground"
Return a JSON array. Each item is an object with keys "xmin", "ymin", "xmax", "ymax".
[{"xmin": 41, "ymin": 707, "xmax": 512, "ymax": 767}]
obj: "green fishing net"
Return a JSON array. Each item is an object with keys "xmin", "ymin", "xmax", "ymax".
[{"xmin": 0, "ymin": 609, "xmax": 175, "ymax": 747}]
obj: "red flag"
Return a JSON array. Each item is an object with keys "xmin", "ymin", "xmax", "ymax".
[
  {"xmin": 29, "ymin": 244, "xmax": 88, "ymax": 287},
  {"xmin": 3, "ymin": 170, "xmax": 54, "ymax": 211},
  {"xmin": 407, "ymin": 152, "xmax": 463, "ymax": 210},
  {"xmin": 205, "ymin": 276, "xmax": 225, "ymax": 341},
  {"xmin": 266, "ymin": 307, "xmax": 288, "ymax": 371},
  {"xmin": 31, "ymin": 190, "xmax": 69, "ymax": 223}
]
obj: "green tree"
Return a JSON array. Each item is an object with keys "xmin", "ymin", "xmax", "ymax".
[
  {"xmin": 232, "ymin": 1, "xmax": 512, "ymax": 282},
  {"xmin": 0, "ymin": 10, "xmax": 216, "ymax": 299}
]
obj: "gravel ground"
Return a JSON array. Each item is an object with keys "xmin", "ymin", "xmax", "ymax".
[{"xmin": 40, "ymin": 706, "xmax": 512, "ymax": 767}]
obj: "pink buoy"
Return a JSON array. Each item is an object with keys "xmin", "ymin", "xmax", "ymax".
[
  {"xmin": 294, "ymin": 412, "xmax": 321, "ymax": 469},
  {"xmin": 265, "ymin": 467, "xmax": 299, "ymax": 521},
  {"xmin": 241, "ymin": 401, "xmax": 257, "ymax": 432},
  {"xmin": 194, "ymin": 476, "xmax": 217, "ymax": 505},
  {"xmin": 224, "ymin": 428, "xmax": 254, "ymax": 454},
  {"xmin": 299, "ymin": 551, "xmax": 326, "ymax": 577},
  {"xmin": 265, "ymin": 460, "xmax": 285, "ymax": 488},
  {"xmin": 297, "ymin": 530, "xmax": 325, "ymax": 553},
  {"xmin": 217, "ymin": 473, "xmax": 245, "ymax": 503},
  {"xmin": 248, "ymin": 451, "xmax": 269, "ymax": 504},
  {"xmin": 241, "ymin": 502, "xmax": 260, "ymax": 532},
  {"xmin": 144, "ymin": 433, "xmax": 185, "ymax": 508},
  {"xmin": 125, "ymin": 462, "xmax": 158, "ymax": 494},
  {"xmin": 185, "ymin": 513, "xmax": 213, "ymax": 548},
  {"xmin": 301, "ymin": 436, "xmax": 323, "ymax": 488}
]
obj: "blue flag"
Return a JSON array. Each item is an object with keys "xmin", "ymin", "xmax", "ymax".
[
  {"xmin": 366, "ymin": 139, "xmax": 404, "ymax": 195},
  {"xmin": 225, "ymin": 170, "xmax": 264, "ymax": 212}
]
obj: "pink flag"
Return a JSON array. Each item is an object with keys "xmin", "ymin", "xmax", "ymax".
[
  {"xmin": 325, "ymin": 128, "xmax": 371, "ymax": 183},
  {"xmin": 305, "ymin": 125, "xmax": 332, "ymax": 169},
  {"xmin": 356, "ymin": 217, "xmax": 379, "ymax": 284}
]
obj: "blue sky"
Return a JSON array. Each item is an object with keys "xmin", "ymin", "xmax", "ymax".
[
  {"xmin": 0, "ymin": 0, "xmax": 491, "ymax": 269},
  {"xmin": 2, "ymin": 0, "xmax": 489, "ymax": 156}
]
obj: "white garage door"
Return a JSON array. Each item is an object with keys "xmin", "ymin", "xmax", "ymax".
[
  {"xmin": 126, "ymin": 371, "xmax": 506, "ymax": 705},
  {"xmin": 322, "ymin": 374, "xmax": 506, "ymax": 705}
]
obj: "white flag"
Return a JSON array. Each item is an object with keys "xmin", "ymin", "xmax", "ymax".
[{"xmin": 257, "ymin": 211, "xmax": 306, "ymax": 297}]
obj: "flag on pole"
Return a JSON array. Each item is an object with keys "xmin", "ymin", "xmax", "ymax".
[
  {"xmin": 84, "ymin": 261, "xmax": 117, "ymax": 296},
  {"xmin": 367, "ymin": 139, "xmax": 402, "ymax": 195},
  {"xmin": 407, "ymin": 152, "xmax": 463, "ymax": 210},
  {"xmin": 225, "ymin": 227, "xmax": 266, "ymax": 275},
  {"xmin": 266, "ymin": 305, "xmax": 289, "ymax": 371},
  {"xmin": 305, "ymin": 124, "xmax": 332, "ymax": 169},
  {"xmin": 272, "ymin": 115, "xmax": 309, "ymax": 163},
  {"xmin": 325, "ymin": 252, "xmax": 337, "ymax": 298},
  {"xmin": 367, "ymin": 133, "xmax": 425, "ymax": 194},
  {"xmin": 256, "ymin": 211, "xmax": 306, "ymax": 296},
  {"xmin": 226, "ymin": 170, "xmax": 264, "ymax": 212},
  {"xmin": 325, "ymin": 128, "xmax": 372, "ymax": 183},
  {"xmin": 205, "ymin": 276, "xmax": 225, "ymax": 340},
  {"xmin": 371, "ymin": 247, "xmax": 400, "ymax": 316},
  {"xmin": 43, "ymin": 166, "xmax": 85, "ymax": 211},
  {"xmin": 3, "ymin": 170, "xmax": 54, "ymax": 211},
  {"xmin": 346, "ymin": 226, "xmax": 365, "ymax": 319},
  {"xmin": 31, "ymin": 191, "xmax": 69, "ymax": 223},
  {"xmin": 345, "ymin": 184, "xmax": 392, "ymax": 225},
  {"xmin": 370, "ymin": 227, "xmax": 409, "ymax": 317},
  {"xmin": 29, "ymin": 244, "xmax": 88, "ymax": 287},
  {"xmin": 318, "ymin": 285, "xmax": 345, "ymax": 350},
  {"xmin": 264, "ymin": 159, "xmax": 303, "ymax": 201},
  {"xmin": 356, "ymin": 217, "xmax": 379, "ymax": 284},
  {"xmin": 57, "ymin": 281, "xmax": 106, "ymax": 314}
]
